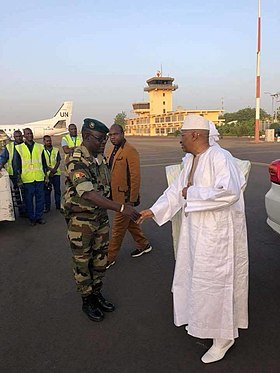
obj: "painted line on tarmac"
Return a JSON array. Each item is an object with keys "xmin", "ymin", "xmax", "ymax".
[{"xmin": 251, "ymin": 161, "xmax": 269, "ymax": 167}]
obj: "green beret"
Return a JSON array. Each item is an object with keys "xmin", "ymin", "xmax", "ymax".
[{"xmin": 82, "ymin": 118, "xmax": 109, "ymax": 134}]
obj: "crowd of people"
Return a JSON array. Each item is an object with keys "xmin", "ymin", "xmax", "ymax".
[{"xmin": 0, "ymin": 115, "xmax": 249, "ymax": 364}]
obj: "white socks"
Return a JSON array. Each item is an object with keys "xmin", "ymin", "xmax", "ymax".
[{"xmin": 201, "ymin": 338, "xmax": 235, "ymax": 364}]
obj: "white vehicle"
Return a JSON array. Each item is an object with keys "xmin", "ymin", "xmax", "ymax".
[
  {"xmin": 0, "ymin": 101, "xmax": 73, "ymax": 140},
  {"xmin": 265, "ymin": 160, "xmax": 280, "ymax": 234},
  {"xmin": 0, "ymin": 169, "xmax": 15, "ymax": 222}
]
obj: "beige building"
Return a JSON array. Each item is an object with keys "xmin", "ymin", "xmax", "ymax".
[{"xmin": 125, "ymin": 74, "xmax": 223, "ymax": 136}]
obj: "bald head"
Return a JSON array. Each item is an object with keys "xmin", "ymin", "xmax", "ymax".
[
  {"xmin": 109, "ymin": 124, "xmax": 125, "ymax": 146},
  {"xmin": 111, "ymin": 124, "xmax": 124, "ymax": 134}
]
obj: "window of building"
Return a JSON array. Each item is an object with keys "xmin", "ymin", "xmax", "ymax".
[
  {"xmin": 163, "ymin": 93, "xmax": 165, "ymax": 97},
  {"xmin": 165, "ymin": 116, "xmax": 171, "ymax": 122},
  {"xmin": 160, "ymin": 128, "xmax": 165, "ymax": 134},
  {"xmin": 172, "ymin": 115, "xmax": 177, "ymax": 122},
  {"xmin": 160, "ymin": 117, "xmax": 164, "ymax": 122},
  {"xmin": 163, "ymin": 101, "xmax": 165, "ymax": 105},
  {"xmin": 155, "ymin": 128, "xmax": 160, "ymax": 134},
  {"xmin": 178, "ymin": 114, "xmax": 184, "ymax": 121},
  {"xmin": 155, "ymin": 118, "xmax": 160, "ymax": 123},
  {"xmin": 163, "ymin": 109, "xmax": 166, "ymax": 114}
]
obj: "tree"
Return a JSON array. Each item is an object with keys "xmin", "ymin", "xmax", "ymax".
[
  {"xmin": 114, "ymin": 111, "xmax": 127, "ymax": 129},
  {"xmin": 269, "ymin": 122, "xmax": 280, "ymax": 130},
  {"xmin": 220, "ymin": 107, "xmax": 271, "ymax": 124},
  {"xmin": 219, "ymin": 107, "xmax": 271, "ymax": 136}
]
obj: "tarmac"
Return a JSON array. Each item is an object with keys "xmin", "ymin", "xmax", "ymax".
[{"xmin": 0, "ymin": 136, "xmax": 280, "ymax": 373}]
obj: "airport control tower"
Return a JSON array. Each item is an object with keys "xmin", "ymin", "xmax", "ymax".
[{"xmin": 144, "ymin": 73, "xmax": 178, "ymax": 115}]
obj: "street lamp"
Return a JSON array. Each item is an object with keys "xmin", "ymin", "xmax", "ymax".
[{"xmin": 264, "ymin": 92, "xmax": 280, "ymax": 122}]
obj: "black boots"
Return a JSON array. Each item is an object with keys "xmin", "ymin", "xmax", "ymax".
[
  {"xmin": 82, "ymin": 292, "xmax": 115, "ymax": 321},
  {"xmin": 93, "ymin": 292, "xmax": 115, "ymax": 312},
  {"xmin": 82, "ymin": 295, "xmax": 104, "ymax": 322}
]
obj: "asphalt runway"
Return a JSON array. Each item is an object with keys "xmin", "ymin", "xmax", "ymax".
[{"xmin": 1, "ymin": 137, "xmax": 280, "ymax": 373}]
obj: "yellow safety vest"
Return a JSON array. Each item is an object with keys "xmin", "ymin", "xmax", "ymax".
[
  {"xmin": 4, "ymin": 142, "xmax": 15, "ymax": 176},
  {"xmin": 16, "ymin": 143, "xmax": 45, "ymax": 183},
  {"xmin": 62, "ymin": 134, "xmax": 82, "ymax": 159},
  {"xmin": 43, "ymin": 147, "xmax": 61, "ymax": 176}
]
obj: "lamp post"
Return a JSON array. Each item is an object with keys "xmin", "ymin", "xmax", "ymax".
[{"xmin": 264, "ymin": 92, "xmax": 280, "ymax": 122}]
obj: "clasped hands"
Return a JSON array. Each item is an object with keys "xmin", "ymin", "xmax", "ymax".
[{"xmin": 124, "ymin": 205, "xmax": 154, "ymax": 224}]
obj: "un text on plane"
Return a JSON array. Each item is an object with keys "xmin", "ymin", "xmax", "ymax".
[{"xmin": 0, "ymin": 101, "xmax": 73, "ymax": 140}]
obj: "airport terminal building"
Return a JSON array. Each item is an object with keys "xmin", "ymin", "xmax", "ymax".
[{"xmin": 125, "ymin": 74, "xmax": 223, "ymax": 136}]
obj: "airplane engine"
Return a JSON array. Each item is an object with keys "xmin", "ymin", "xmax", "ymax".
[{"xmin": 33, "ymin": 127, "xmax": 45, "ymax": 139}]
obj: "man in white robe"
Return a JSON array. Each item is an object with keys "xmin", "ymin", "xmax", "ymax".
[{"xmin": 138, "ymin": 115, "xmax": 249, "ymax": 364}]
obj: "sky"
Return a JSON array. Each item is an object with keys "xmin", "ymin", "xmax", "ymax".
[{"xmin": 1, "ymin": 0, "xmax": 279, "ymax": 126}]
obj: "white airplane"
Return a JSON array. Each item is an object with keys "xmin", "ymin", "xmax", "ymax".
[{"xmin": 0, "ymin": 101, "xmax": 73, "ymax": 140}]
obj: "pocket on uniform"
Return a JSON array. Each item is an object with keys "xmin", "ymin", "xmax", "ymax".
[{"xmin": 118, "ymin": 186, "xmax": 128, "ymax": 192}]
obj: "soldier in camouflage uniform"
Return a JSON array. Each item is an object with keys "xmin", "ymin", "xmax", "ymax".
[{"xmin": 62, "ymin": 118, "xmax": 140, "ymax": 322}]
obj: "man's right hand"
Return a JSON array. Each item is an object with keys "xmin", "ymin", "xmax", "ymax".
[
  {"xmin": 137, "ymin": 209, "xmax": 154, "ymax": 224},
  {"xmin": 122, "ymin": 204, "xmax": 141, "ymax": 222}
]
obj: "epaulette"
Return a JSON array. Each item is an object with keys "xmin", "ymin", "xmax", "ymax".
[{"xmin": 72, "ymin": 149, "xmax": 82, "ymax": 159}]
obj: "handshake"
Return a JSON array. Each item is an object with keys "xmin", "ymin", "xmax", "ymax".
[{"xmin": 120, "ymin": 204, "xmax": 154, "ymax": 224}]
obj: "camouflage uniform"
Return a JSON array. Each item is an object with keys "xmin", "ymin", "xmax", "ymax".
[{"xmin": 62, "ymin": 144, "xmax": 111, "ymax": 296}]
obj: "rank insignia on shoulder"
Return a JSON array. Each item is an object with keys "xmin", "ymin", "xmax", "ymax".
[
  {"xmin": 73, "ymin": 171, "xmax": 86, "ymax": 180},
  {"xmin": 72, "ymin": 150, "xmax": 82, "ymax": 159}
]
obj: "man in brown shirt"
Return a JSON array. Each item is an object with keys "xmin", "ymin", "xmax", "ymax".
[{"xmin": 106, "ymin": 124, "xmax": 152, "ymax": 269}]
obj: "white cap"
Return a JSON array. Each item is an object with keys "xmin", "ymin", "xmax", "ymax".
[{"xmin": 181, "ymin": 115, "xmax": 210, "ymax": 130}]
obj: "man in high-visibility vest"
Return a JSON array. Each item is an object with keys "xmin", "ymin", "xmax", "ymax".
[
  {"xmin": 0, "ymin": 130, "xmax": 23, "ymax": 183},
  {"xmin": 0, "ymin": 130, "xmax": 25, "ymax": 216},
  {"xmin": 43, "ymin": 135, "xmax": 61, "ymax": 212},
  {"xmin": 15, "ymin": 128, "xmax": 48, "ymax": 226},
  {"xmin": 61, "ymin": 123, "xmax": 82, "ymax": 158}
]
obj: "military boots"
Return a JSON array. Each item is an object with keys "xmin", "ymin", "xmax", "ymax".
[
  {"xmin": 92, "ymin": 292, "xmax": 115, "ymax": 312},
  {"xmin": 82, "ymin": 295, "xmax": 104, "ymax": 322}
]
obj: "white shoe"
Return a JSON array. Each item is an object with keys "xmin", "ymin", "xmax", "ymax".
[{"xmin": 201, "ymin": 339, "xmax": 235, "ymax": 364}]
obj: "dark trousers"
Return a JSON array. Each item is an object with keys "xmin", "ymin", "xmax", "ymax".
[
  {"xmin": 44, "ymin": 175, "xmax": 61, "ymax": 209},
  {"xmin": 24, "ymin": 181, "xmax": 45, "ymax": 222}
]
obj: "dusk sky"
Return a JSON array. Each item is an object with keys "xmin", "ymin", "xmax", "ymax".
[{"xmin": 1, "ymin": 0, "xmax": 279, "ymax": 126}]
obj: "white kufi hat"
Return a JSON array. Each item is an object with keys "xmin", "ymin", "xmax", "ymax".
[{"xmin": 181, "ymin": 115, "xmax": 210, "ymax": 130}]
